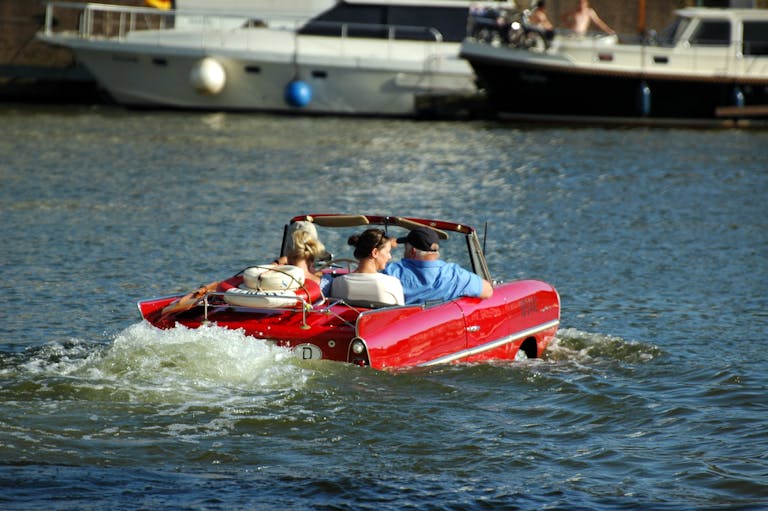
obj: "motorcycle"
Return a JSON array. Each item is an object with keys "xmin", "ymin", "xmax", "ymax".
[{"xmin": 468, "ymin": 6, "xmax": 553, "ymax": 52}]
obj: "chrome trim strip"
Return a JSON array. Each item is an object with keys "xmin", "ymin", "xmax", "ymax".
[{"xmin": 417, "ymin": 319, "xmax": 560, "ymax": 367}]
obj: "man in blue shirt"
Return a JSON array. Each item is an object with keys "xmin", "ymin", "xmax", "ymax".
[{"xmin": 383, "ymin": 227, "xmax": 493, "ymax": 305}]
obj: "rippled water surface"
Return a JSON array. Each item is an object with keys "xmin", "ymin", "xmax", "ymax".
[{"xmin": 1, "ymin": 104, "xmax": 766, "ymax": 510}]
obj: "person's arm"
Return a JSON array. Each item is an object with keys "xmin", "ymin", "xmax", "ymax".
[
  {"xmin": 479, "ymin": 278, "xmax": 494, "ymax": 299},
  {"xmin": 590, "ymin": 9, "xmax": 615, "ymax": 34},
  {"xmin": 531, "ymin": 11, "xmax": 552, "ymax": 30}
]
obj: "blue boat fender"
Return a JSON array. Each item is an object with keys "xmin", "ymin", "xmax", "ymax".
[
  {"xmin": 637, "ymin": 81, "xmax": 651, "ymax": 117},
  {"xmin": 284, "ymin": 80, "xmax": 312, "ymax": 108}
]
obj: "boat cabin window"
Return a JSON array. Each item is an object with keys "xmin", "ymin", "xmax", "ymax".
[
  {"xmin": 743, "ymin": 22, "xmax": 768, "ymax": 56},
  {"xmin": 298, "ymin": 3, "xmax": 468, "ymax": 42},
  {"xmin": 690, "ymin": 20, "xmax": 731, "ymax": 46}
]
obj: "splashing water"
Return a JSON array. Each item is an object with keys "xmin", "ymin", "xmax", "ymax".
[
  {"xmin": 546, "ymin": 327, "xmax": 662, "ymax": 364},
  {"xmin": 2, "ymin": 322, "xmax": 313, "ymax": 407}
]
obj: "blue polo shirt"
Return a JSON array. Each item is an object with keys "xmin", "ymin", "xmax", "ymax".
[{"xmin": 382, "ymin": 258, "xmax": 483, "ymax": 305}]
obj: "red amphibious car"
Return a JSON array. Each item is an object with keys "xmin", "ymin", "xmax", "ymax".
[{"xmin": 137, "ymin": 214, "xmax": 560, "ymax": 370}]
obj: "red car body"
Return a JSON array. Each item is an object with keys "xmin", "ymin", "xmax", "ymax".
[{"xmin": 137, "ymin": 215, "xmax": 560, "ymax": 370}]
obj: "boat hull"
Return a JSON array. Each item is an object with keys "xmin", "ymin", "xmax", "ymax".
[
  {"xmin": 69, "ymin": 43, "xmax": 472, "ymax": 116},
  {"xmin": 356, "ymin": 280, "xmax": 560, "ymax": 369},
  {"xmin": 138, "ymin": 279, "xmax": 560, "ymax": 370},
  {"xmin": 462, "ymin": 41, "xmax": 768, "ymax": 120}
]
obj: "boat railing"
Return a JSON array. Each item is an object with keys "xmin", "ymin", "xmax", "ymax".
[
  {"xmin": 199, "ymin": 291, "xmax": 360, "ymax": 330},
  {"xmin": 298, "ymin": 20, "xmax": 444, "ymax": 44},
  {"xmin": 41, "ymin": 2, "xmax": 308, "ymax": 40},
  {"xmin": 43, "ymin": 2, "xmax": 173, "ymax": 39},
  {"xmin": 201, "ymin": 291, "xmax": 315, "ymax": 329},
  {"xmin": 548, "ymin": 33, "xmax": 760, "ymax": 77},
  {"xmin": 294, "ymin": 20, "xmax": 445, "ymax": 62},
  {"xmin": 468, "ymin": 19, "xmax": 760, "ymax": 77},
  {"xmin": 40, "ymin": 2, "xmax": 446, "ymax": 52}
]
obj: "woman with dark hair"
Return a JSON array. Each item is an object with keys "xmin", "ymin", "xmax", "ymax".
[{"xmin": 330, "ymin": 228, "xmax": 404, "ymax": 306}]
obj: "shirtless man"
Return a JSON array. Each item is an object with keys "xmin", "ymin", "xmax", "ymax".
[
  {"xmin": 562, "ymin": 0, "xmax": 615, "ymax": 36},
  {"xmin": 529, "ymin": 1, "xmax": 554, "ymax": 32}
]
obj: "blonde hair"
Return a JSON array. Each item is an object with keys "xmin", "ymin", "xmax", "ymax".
[{"xmin": 287, "ymin": 229, "xmax": 325, "ymax": 264}]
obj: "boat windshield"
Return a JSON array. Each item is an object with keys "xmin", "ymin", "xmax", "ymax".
[
  {"xmin": 656, "ymin": 16, "xmax": 691, "ymax": 46},
  {"xmin": 284, "ymin": 219, "xmax": 479, "ymax": 278},
  {"xmin": 298, "ymin": 3, "xmax": 469, "ymax": 42}
]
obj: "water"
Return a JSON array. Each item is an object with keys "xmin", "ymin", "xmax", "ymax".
[{"xmin": 1, "ymin": 104, "xmax": 766, "ymax": 510}]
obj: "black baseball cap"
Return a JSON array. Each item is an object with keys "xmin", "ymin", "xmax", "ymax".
[{"xmin": 397, "ymin": 227, "xmax": 440, "ymax": 252}]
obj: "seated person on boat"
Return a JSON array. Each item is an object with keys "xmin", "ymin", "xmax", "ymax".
[
  {"xmin": 383, "ymin": 227, "xmax": 493, "ymax": 305},
  {"xmin": 330, "ymin": 228, "xmax": 404, "ymax": 307}
]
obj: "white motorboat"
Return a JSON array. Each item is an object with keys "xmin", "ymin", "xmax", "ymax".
[
  {"xmin": 38, "ymin": 0, "xmax": 482, "ymax": 116},
  {"xmin": 460, "ymin": 8, "xmax": 768, "ymax": 122}
]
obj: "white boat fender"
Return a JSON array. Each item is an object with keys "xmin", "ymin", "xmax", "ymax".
[
  {"xmin": 242, "ymin": 265, "xmax": 304, "ymax": 291},
  {"xmin": 190, "ymin": 57, "xmax": 226, "ymax": 95},
  {"xmin": 224, "ymin": 287, "xmax": 302, "ymax": 308},
  {"xmin": 284, "ymin": 80, "xmax": 312, "ymax": 108},
  {"xmin": 219, "ymin": 269, "xmax": 322, "ymax": 309}
]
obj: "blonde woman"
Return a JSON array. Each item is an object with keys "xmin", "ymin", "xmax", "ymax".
[
  {"xmin": 162, "ymin": 222, "xmax": 326, "ymax": 317},
  {"xmin": 284, "ymin": 228, "xmax": 326, "ymax": 284}
]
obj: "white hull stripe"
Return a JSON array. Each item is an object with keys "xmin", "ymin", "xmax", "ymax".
[{"xmin": 417, "ymin": 319, "xmax": 560, "ymax": 367}]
